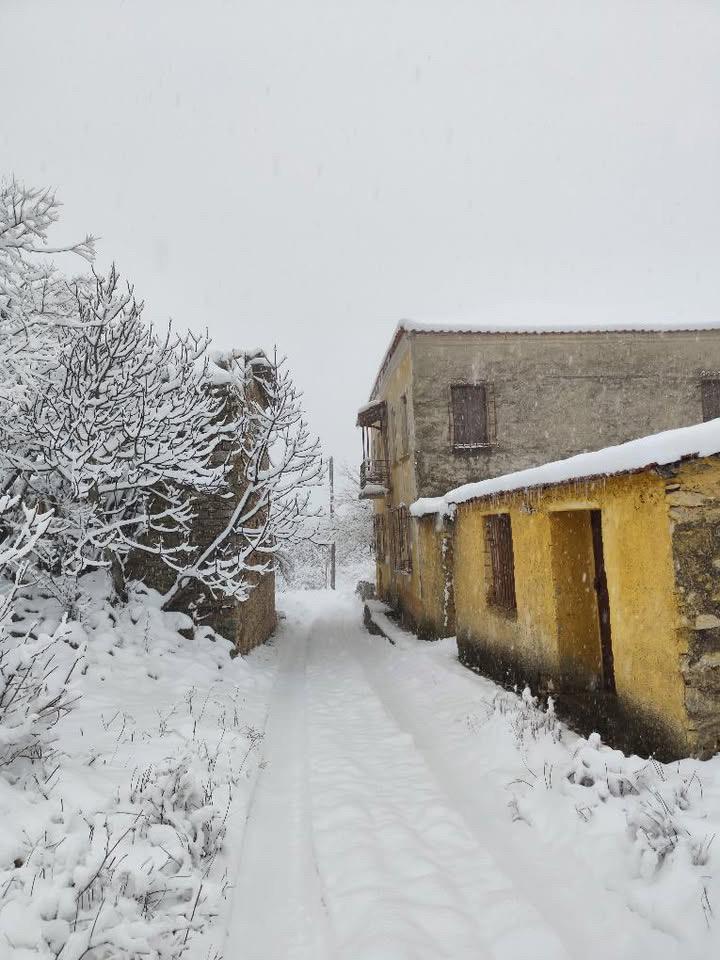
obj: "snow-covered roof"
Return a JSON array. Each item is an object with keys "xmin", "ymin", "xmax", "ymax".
[
  {"xmin": 411, "ymin": 418, "xmax": 720, "ymax": 518},
  {"xmin": 401, "ymin": 316, "xmax": 720, "ymax": 335}
]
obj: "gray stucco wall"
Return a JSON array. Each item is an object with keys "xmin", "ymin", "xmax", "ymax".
[{"xmin": 408, "ymin": 329, "xmax": 720, "ymax": 498}]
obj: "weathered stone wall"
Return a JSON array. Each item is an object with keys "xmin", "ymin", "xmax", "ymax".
[
  {"xmin": 415, "ymin": 515, "xmax": 455, "ymax": 639},
  {"xmin": 126, "ymin": 358, "xmax": 276, "ymax": 653},
  {"xmin": 410, "ymin": 329, "xmax": 720, "ymax": 497},
  {"xmin": 668, "ymin": 459, "xmax": 720, "ymax": 757}
]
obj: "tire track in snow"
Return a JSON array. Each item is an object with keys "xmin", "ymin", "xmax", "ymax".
[
  {"xmin": 304, "ymin": 596, "xmax": 568, "ymax": 960},
  {"xmin": 224, "ymin": 611, "xmax": 335, "ymax": 960},
  {"xmin": 351, "ymin": 604, "xmax": 685, "ymax": 960}
]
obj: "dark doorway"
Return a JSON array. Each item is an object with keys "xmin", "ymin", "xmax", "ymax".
[{"xmin": 590, "ymin": 510, "xmax": 616, "ymax": 694}]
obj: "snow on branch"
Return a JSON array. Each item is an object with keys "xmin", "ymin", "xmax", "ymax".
[
  {"xmin": 0, "ymin": 175, "xmax": 322, "ymax": 619},
  {"xmin": 0, "ymin": 264, "xmax": 231, "ymax": 593}
]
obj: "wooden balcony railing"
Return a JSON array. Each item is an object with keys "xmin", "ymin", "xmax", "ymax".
[{"xmin": 359, "ymin": 458, "xmax": 390, "ymax": 497}]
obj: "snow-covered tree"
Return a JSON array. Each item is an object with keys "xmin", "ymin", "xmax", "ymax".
[
  {"xmin": 0, "ymin": 178, "xmax": 95, "ymax": 376},
  {"xmin": 0, "ymin": 266, "xmax": 229, "ymax": 596},
  {"xmin": 276, "ymin": 463, "xmax": 373, "ymax": 591},
  {"xmin": 0, "ymin": 177, "xmax": 322, "ymax": 615},
  {"xmin": 332, "ymin": 463, "xmax": 374, "ymax": 580}
]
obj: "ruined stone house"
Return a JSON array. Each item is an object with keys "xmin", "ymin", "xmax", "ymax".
[
  {"xmin": 127, "ymin": 351, "xmax": 276, "ymax": 653},
  {"xmin": 357, "ymin": 319, "xmax": 720, "ymax": 636}
]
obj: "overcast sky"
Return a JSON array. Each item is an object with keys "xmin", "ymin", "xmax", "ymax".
[{"xmin": 2, "ymin": 0, "xmax": 720, "ymax": 471}]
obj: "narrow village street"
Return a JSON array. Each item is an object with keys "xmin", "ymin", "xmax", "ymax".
[{"xmin": 225, "ymin": 593, "xmax": 688, "ymax": 960}]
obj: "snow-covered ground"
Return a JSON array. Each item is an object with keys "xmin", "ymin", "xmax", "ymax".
[
  {"xmin": 0, "ymin": 576, "xmax": 279, "ymax": 960},
  {"xmin": 4, "ymin": 586, "xmax": 720, "ymax": 959},
  {"xmin": 227, "ymin": 592, "xmax": 720, "ymax": 960}
]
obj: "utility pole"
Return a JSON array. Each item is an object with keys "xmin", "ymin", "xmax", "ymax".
[{"xmin": 329, "ymin": 456, "xmax": 336, "ymax": 590}]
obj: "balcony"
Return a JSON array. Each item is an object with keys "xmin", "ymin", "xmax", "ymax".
[
  {"xmin": 359, "ymin": 458, "xmax": 390, "ymax": 499},
  {"xmin": 357, "ymin": 399, "xmax": 389, "ymax": 499}
]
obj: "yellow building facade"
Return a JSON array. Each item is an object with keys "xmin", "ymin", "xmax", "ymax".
[{"xmin": 411, "ymin": 439, "xmax": 720, "ymax": 759}]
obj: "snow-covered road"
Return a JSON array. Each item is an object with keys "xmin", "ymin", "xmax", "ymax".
[{"xmin": 225, "ymin": 593, "xmax": 689, "ymax": 960}]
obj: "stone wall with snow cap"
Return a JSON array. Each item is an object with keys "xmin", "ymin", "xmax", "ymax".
[{"xmin": 128, "ymin": 349, "xmax": 276, "ymax": 653}]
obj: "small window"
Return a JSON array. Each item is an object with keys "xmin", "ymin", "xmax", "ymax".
[
  {"xmin": 701, "ymin": 379, "xmax": 720, "ymax": 422},
  {"xmin": 389, "ymin": 405, "xmax": 397, "ymax": 463},
  {"xmin": 373, "ymin": 514, "xmax": 387, "ymax": 560},
  {"xmin": 451, "ymin": 384, "xmax": 488, "ymax": 449},
  {"xmin": 399, "ymin": 394, "xmax": 409, "ymax": 457},
  {"xmin": 390, "ymin": 505, "xmax": 412, "ymax": 573},
  {"xmin": 485, "ymin": 514, "xmax": 517, "ymax": 612}
]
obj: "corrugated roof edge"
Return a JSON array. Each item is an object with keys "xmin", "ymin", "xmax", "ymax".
[
  {"xmin": 402, "ymin": 318, "xmax": 720, "ymax": 334},
  {"xmin": 410, "ymin": 418, "xmax": 720, "ymax": 519}
]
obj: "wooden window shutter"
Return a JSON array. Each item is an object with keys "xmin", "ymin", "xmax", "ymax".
[
  {"xmin": 485, "ymin": 382, "xmax": 497, "ymax": 442},
  {"xmin": 485, "ymin": 514, "xmax": 517, "ymax": 612},
  {"xmin": 400, "ymin": 505, "xmax": 412, "ymax": 572},
  {"xmin": 373, "ymin": 515, "xmax": 385, "ymax": 558},
  {"xmin": 389, "ymin": 509, "xmax": 397, "ymax": 568},
  {"xmin": 451, "ymin": 384, "xmax": 489, "ymax": 449},
  {"xmin": 389, "ymin": 506, "xmax": 412, "ymax": 573},
  {"xmin": 701, "ymin": 379, "xmax": 720, "ymax": 422}
]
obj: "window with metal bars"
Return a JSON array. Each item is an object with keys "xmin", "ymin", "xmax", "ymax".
[
  {"xmin": 451, "ymin": 383, "xmax": 489, "ymax": 450},
  {"xmin": 485, "ymin": 513, "xmax": 517, "ymax": 613},
  {"xmin": 701, "ymin": 379, "xmax": 720, "ymax": 422},
  {"xmin": 390, "ymin": 505, "xmax": 412, "ymax": 573}
]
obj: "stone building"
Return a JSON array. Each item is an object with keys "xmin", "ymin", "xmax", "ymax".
[
  {"xmin": 127, "ymin": 351, "xmax": 276, "ymax": 653},
  {"xmin": 357, "ymin": 319, "xmax": 720, "ymax": 634},
  {"xmin": 411, "ymin": 419, "xmax": 720, "ymax": 759}
]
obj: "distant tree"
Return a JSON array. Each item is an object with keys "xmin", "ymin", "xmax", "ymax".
[
  {"xmin": 276, "ymin": 462, "xmax": 373, "ymax": 591},
  {"xmin": 332, "ymin": 463, "xmax": 373, "ymax": 581},
  {"xmin": 0, "ymin": 178, "xmax": 95, "ymax": 371}
]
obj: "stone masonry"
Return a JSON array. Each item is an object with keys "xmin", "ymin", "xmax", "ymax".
[
  {"xmin": 127, "ymin": 353, "xmax": 276, "ymax": 653},
  {"xmin": 409, "ymin": 328, "xmax": 720, "ymax": 497}
]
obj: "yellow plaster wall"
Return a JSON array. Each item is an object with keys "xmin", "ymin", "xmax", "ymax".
[
  {"xmin": 416, "ymin": 516, "xmax": 454, "ymax": 637},
  {"xmin": 454, "ymin": 504, "xmax": 560, "ymax": 676},
  {"xmin": 598, "ymin": 474, "xmax": 686, "ymax": 734},
  {"xmin": 452, "ymin": 472, "xmax": 689, "ymax": 747}
]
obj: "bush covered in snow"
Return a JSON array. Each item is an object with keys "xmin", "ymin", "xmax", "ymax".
[
  {"xmin": 482, "ymin": 685, "xmax": 720, "ymax": 936},
  {"xmin": 0, "ymin": 574, "xmax": 275, "ymax": 959}
]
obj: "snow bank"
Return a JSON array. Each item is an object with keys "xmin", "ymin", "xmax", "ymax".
[
  {"xmin": 359, "ymin": 614, "xmax": 720, "ymax": 956},
  {"xmin": 0, "ymin": 573, "xmax": 277, "ymax": 960},
  {"xmin": 478, "ymin": 686, "xmax": 720, "ymax": 946},
  {"xmin": 412, "ymin": 417, "xmax": 720, "ymax": 517}
]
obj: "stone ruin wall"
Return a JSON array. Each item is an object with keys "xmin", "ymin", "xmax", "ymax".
[
  {"xmin": 126, "ymin": 354, "xmax": 276, "ymax": 653},
  {"xmin": 668, "ymin": 459, "xmax": 720, "ymax": 757}
]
